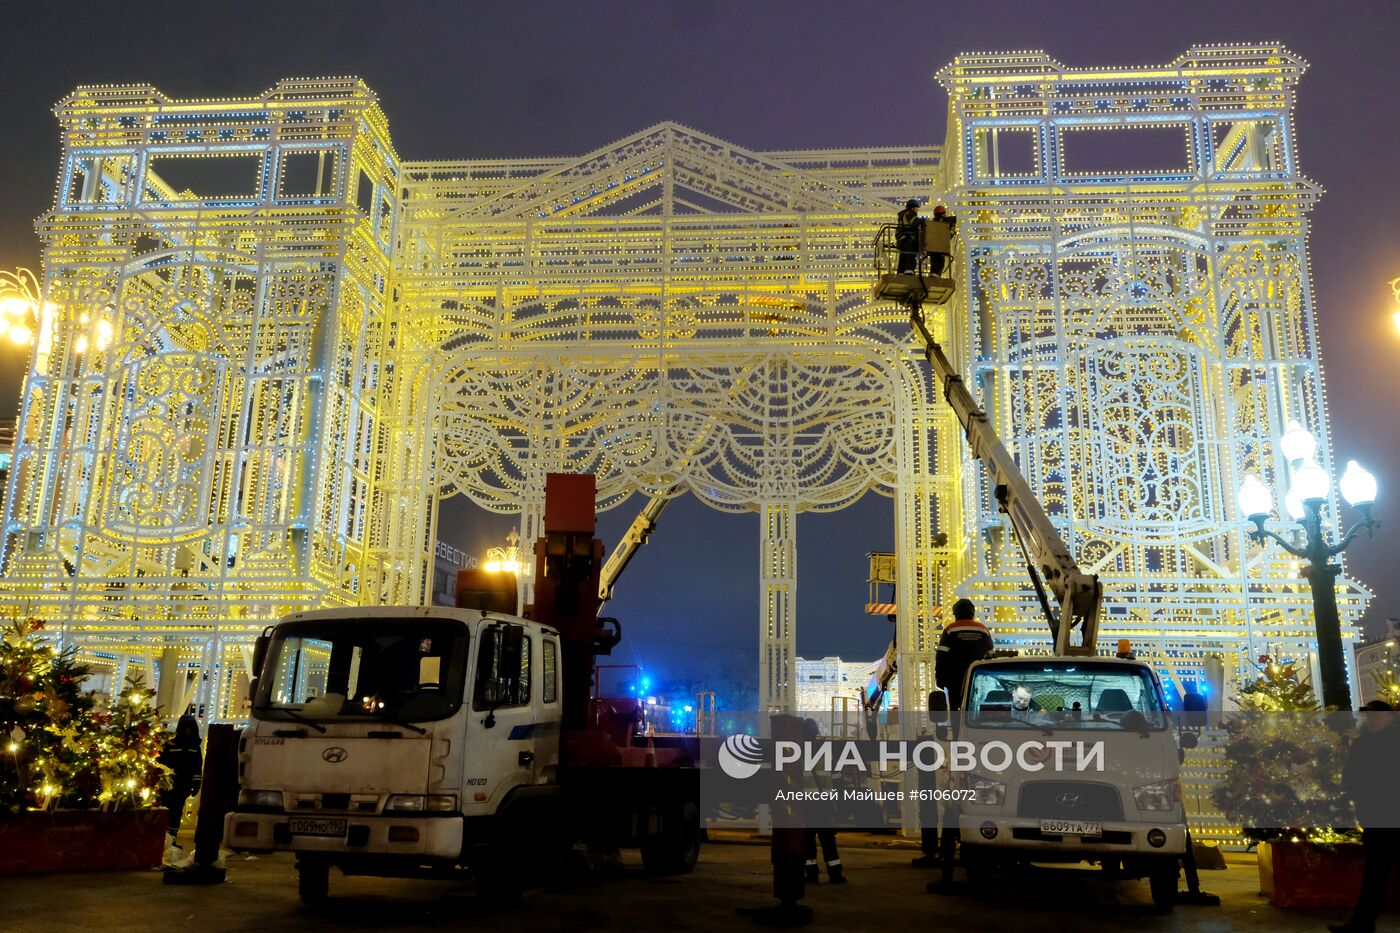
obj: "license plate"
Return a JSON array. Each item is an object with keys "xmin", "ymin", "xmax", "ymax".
[
  {"xmin": 288, "ymin": 817, "xmax": 347, "ymax": 837},
  {"xmin": 1039, "ymin": 819, "xmax": 1102, "ymax": 837}
]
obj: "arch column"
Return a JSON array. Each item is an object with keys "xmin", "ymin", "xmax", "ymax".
[
  {"xmin": 893, "ymin": 353, "xmax": 960, "ymax": 835},
  {"xmin": 759, "ymin": 499, "xmax": 797, "ymax": 713}
]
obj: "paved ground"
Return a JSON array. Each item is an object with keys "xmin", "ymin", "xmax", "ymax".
[{"xmin": 0, "ymin": 836, "xmax": 1375, "ymax": 932}]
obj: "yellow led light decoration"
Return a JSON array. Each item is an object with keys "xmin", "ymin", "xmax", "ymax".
[{"xmin": 0, "ymin": 50, "xmax": 1367, "ymax": 837}]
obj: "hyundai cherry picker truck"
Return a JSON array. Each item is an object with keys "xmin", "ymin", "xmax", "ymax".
[
  {"xmin": 225, "ymin": 473, "xmax": 701, "ymax": 902},
  {"xmin": 874, "ymin": 215, "xmax": 1192, "ymax": 910}
]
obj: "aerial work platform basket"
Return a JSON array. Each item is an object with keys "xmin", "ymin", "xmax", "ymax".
[{"xmin": 872, "ymin": 221, "xmax": 956, "ymax": 307}]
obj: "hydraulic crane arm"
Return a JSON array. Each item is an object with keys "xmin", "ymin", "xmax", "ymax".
[
  {"xmin": 598, "ymin": 491, "xmax": 671, "ymax": 609},
  {"xmin": 909, "ymin": 308, "xmax": 1101, "ymax": 656},
  {"xmin": 596, "ymin": 423, "xmax": 717, "ymax": 613}
]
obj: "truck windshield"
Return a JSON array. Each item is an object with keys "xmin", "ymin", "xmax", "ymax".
[
  {"xmin": 255, "ymin": 618, "xmax": 470, "ymax": 723},
  {"xmin": 966, "ymin": 662, "xmax": 1166, "ymax": 730}
]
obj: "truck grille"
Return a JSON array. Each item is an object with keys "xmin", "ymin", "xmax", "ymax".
[{"xmin": 1016, "ymin": 781, "xmax": 1123, "ymax": 821}]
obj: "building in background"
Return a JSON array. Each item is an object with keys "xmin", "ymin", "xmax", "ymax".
[
  {"xmin": 795, "ymin": 655, "xmax": 882, "ymax": 728},
  {"xmin": 1356, "ymin": 617, "xmax": 1400, "ymax": 705},
  {"xmin": 431, "ymin": 540, "xmax": 476, "ymax": 606}
]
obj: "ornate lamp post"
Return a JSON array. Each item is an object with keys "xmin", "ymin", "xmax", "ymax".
[
  {"xmin": 481, "ymin": 530, "xmax": 528, "ymax": 576},
  {"xmin": 0, "ymin": 268, "xmax": 43, "ymax": 347},
  {"xmin": 1237, "ymin": 420, "xmax": 1379, "ymax": 709},
  {"xmin": 1, "ymin": 268, "xmax": 111, "ymax": 356}
]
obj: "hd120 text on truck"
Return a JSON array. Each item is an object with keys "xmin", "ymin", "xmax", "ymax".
[{"xmin": 225, "ymin": 473, "xmax": 701, "ymax": 903}]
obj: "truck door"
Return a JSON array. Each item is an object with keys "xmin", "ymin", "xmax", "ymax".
[{"xmin": 465, "ymin": 624, "xmax": 544, "ymax": 806}]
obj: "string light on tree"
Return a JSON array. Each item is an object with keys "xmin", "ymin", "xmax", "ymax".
[{"xmin": 0, "ymin": 617, "xmax": 169, "ymax": 813}]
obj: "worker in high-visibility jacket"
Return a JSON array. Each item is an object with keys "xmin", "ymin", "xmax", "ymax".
[
  {"xmin": 927, "ymin": 599, "xmax": 992, "ymax": 893},
  {"xmin": 934, "ymin": 598, "xmax": 991, "ymax": 711}
]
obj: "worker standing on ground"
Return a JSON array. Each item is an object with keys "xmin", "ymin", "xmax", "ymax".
[
  {"xmin": 896, "ymin": 199, "xmax": 921, "ymax": 274},
  {"xmin": 801, "ymin": 718, "xmax": 846, "ymax": 886},
  {"xmin": 928, "ymin": 598, "xmax": 992, "ymax": 895},
  {"xmin": 158, "ymin": 714, "xmax": 203, "ymax": 841},
  {"xmin": 1330, "ymin": 701, "xmax": 1400, "ymax": 933}
]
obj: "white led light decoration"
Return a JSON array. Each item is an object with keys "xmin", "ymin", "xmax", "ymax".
[{"xmin": 0, "ymin": 49, "xmax": 1371, "ymax": 823}]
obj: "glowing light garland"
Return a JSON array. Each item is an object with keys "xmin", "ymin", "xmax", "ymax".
[{"xmin": 0, "ymin": 49, "xmax": 1366, "ymax": 779}]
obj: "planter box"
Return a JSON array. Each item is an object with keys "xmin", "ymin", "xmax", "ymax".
[
  {"xmin": 1259, "ymin": 839, "xmax": 1400, "ymax": 910},
  {"xmin": 0, "ymin": 808, "xmax": 167, "ymax": 874}
]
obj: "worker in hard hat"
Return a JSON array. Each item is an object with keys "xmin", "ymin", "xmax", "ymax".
[
  {"xmin": 925, "ymin": 205, "xmax": 957, "ymax": 277},
  {"xmin": 934, "ymin": 598, "xmax": 991, "ymax": 708}
]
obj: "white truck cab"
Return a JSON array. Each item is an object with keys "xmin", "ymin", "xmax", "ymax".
[
  {"xmin": 226, "ymin": 606, "xmax": 564, "ymax": 901},
  {"xmin": 939, "ymin": 654, "xmax": 1190, "ymax": 910}
]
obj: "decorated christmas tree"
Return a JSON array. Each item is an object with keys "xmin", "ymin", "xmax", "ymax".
[
  {"xmin": 1211, "ymin": 654, "xmax": 1354, "ymax": 843},
  {"xmin": 1, "ymin": 617, "xmax": 169, "ymax": 814}
]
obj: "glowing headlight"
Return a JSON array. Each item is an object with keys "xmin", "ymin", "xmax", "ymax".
[
  {"xmin": 237, "ymin": 789, "xmax": 283, "ymax": 808},
  {"xmin": 1133, "ymin": 779, "xmax": 1181, "ymax": 812},
  {"xmin": 385, "ymin": 794, "xmax": 457, "ymax": 813},
  {"xmin": 968, "ymin": 773, "xmax": 1006, "ymax": 807}
]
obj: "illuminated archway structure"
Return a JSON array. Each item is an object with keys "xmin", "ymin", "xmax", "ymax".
[
  {"xmin": 1, "ymin": 47, "xmax": 1367, "ymax": 773},
  {"xmin": 938, "ymin": 47, "xmax": 1369, "ymax": 699}
]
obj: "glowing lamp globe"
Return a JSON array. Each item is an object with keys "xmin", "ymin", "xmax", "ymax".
[
  {"xmin": 1279, "ymin": 419, "xmax": 1317, "ymax": 464},
  {"xmin": 1283, "ymin": 487, "xmax": 1306, "ymax": 521},
  {"xmin": 1291, "ymin": 458, "xmax": 1330, "ymax": 503},
  {"xmin": 1237, "ymin": 474, "xmax": 1273, "ymax": 520},
  {"xmin": 1339, "ymin": 460, "xmax": 1377, "ymax": 508}
]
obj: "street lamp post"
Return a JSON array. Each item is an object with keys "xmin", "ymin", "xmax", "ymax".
[
  {"xmin": 2, "ymin": 267, "xmax": 112, "ymax": 356},
  {"xmin": 1237, "ymin": 421, "xmax": 1379, "ymax": 709},
  {"xmin": 0, "ymin": 268, "xmax": 43, "ymax": 346}
]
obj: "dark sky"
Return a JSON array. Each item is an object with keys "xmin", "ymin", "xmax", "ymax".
[{"xmin": 2, "ymin": 1, "xmax": 1398, "ymax": 686}]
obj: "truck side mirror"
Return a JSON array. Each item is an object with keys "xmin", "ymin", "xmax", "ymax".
[
  {"xmin": 927, "ymin": 688, "xmax": 951, "ymax": 727},
  {"xmin": 248, "ymin": 626, "xmax": 273, "ymax": 705}
]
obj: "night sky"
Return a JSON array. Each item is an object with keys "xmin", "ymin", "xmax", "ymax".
[{"xmin": 2, "ymin": 1, "xmax": 1398, "ymax": 690}]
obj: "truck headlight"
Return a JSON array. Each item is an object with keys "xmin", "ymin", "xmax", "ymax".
[
  {"xmin": 1133, "ymin": 779, "xmax": 1181, "ymax": 812},
  {"xmin": 385, "ymin": 794, "xmax": 457, "ymax": 813},
  {"xmin": 968, "ymin": 773, "xmax": 1006, "ymax": 807},
  {"xmin": 237, "ymin": 789, "xmax": 282, "ymax": 809}
]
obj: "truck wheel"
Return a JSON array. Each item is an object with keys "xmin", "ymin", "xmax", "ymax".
[
  {"xmin": 640, "ymin": 801, "xmax": 701, "ymax": 875},
  {"xmin": 297, "ymin": 860, "xmax": 330, "ymax": 904},
  {"xmin": 1148, "ymin": 861, "xmax": 1178, "ymax": 912}
]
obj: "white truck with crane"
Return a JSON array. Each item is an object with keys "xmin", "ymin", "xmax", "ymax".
[
  {"xmin": 224, "ymin": 473, "xmax": 702, "ymax": 902},
  {"xmin": 874, "ymin": 214, "xmax": 1195, "ymax": 911}
]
